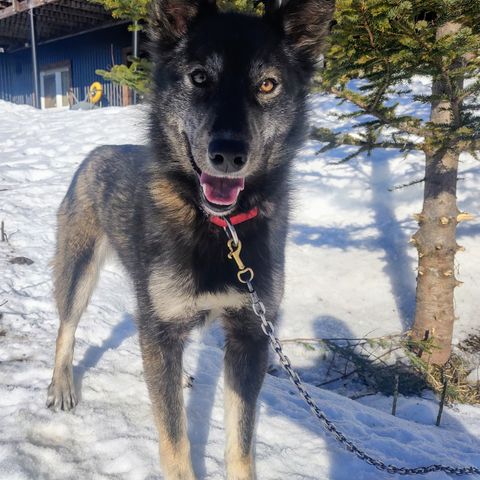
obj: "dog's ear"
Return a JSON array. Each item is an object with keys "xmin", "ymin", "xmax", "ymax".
[
  {"xmin": 265, "ymin": 0, "xmax": 335, "ymax": 63},
  {"xmin": 149, "ymin": 0, "xmax": 217, "ymax": 47}
]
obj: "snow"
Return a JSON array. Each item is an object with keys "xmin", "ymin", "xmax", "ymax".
[{"xmin": 1, "ymin": 92, "xmax": 479, "ymax": 479}]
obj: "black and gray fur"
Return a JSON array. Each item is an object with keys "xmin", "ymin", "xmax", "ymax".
[{"xmin": 47, "ymin": 1, "xmax": 334, "ymax": 478}]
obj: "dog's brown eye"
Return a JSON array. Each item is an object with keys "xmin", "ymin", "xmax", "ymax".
[
  {"xmin": 191, "ymin": 70, "xmax": 208, "ymax": 87},
  {"xmin": 259, "ymin": 78, "xmax": 277, "ymax": 94}
]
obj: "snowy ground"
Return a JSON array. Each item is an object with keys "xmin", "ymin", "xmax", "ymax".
[{"xmin": 1, "ymin": 89, "xmax": 480, "ymax": 479}]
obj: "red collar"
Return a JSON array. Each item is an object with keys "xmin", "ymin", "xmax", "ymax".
[{"xmin": 209, "ymin": 207, "xmax": 259, "ymax": 228}]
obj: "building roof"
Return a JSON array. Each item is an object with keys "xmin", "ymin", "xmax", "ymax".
[{"xmin": 0, "ymin": 0, "xmax": 122, "ymax": 52}]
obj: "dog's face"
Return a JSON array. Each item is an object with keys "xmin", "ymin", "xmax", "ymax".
[{"xmin": 149, "ymin": 0, "xmax": 334, "ymax": 215}]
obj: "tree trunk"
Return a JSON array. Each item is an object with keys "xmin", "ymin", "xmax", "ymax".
[
  {"xmin": 411, "ymin": 149, "xmax": 460, "ymax": 364},
  {"xmin": 411, "ymin": 22, "xmax": 463, "ymax": 365}
]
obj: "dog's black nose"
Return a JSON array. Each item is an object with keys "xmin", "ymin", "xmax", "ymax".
[{"xmin": 208, "ymin": 139, "xmax": 248, "ymax": 174}]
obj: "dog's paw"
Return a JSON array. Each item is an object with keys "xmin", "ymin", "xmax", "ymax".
[
  {"xmin": 46, "ymin": 376, "xmax": 77, "ymax": 411},
  {"xmin": 226, "ymin": 457, "xmax": 255, "ymax": 480},
  {"xmin": 182, "ymin": 371, "xmax": 195, "ymax": 389}
]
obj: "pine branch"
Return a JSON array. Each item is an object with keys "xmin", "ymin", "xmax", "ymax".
[
  {"xmin": 335, "ymin": 147, "xmax": 368, "ymax": 164},
  {"xmin": 466, "ymin": 138, "xmax": 480, "ymax": 152},
  {"xmin": 326, "ymin": 86, "xmax": 432, "ymax": 138},
  {"xmin": 311, "ymin": 127, "xmax": 422, "ymax": 153},
  {"xmin": 358, "ymin": 2, "xmax": 392, "ymax": 114},
  {"xmin": 457, "ymin": 136, "xmax": 480, "ymax": 153}
]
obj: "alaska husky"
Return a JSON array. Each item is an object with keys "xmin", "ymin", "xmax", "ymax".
[{"xmin": 46, "ymin": 0, "xmax": 334, "ymax": 478}]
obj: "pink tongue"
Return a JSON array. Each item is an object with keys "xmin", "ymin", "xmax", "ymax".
[{"xmin": 200, "ymin": 172, "xmax": 245, "ymax": 205}]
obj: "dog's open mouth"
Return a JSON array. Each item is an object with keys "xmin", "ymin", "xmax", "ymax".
[
  {"xmin": 184, "ymin": 133, "xmax": 245, "ymax": 214},
  {"xmin": 199, "ymin": 172, "xmax": 245, "ymax": 207}
]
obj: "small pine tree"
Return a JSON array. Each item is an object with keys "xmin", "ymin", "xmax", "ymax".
[
  {"xmin": 315, "ymin": 0, "xmax": 480, "ymax": 364},
  {"xmin": 89, "ymin": 0, "xmax": 149, "ymax": 23},
  {"xmin": 90, "ymin": 0, "xmax": 262, "ymax": 93},
  {"xmin": 96, "ymin": 57, "xmax": 152, "ymax": 95}
]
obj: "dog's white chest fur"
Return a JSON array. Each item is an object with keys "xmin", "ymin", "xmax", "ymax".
[{"xmin": 148, "ymin": 268, "xmax": 247, "ymax": 320}]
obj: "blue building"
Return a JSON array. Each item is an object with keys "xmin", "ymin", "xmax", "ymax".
[{"xmin": 0, "ymin": 0, "xmax": 137, "ymax": 108}]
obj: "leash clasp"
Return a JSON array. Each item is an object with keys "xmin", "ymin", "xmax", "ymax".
[{"xmin": 227, "ymin": 238, "xmax": 254, "ymax": 283}]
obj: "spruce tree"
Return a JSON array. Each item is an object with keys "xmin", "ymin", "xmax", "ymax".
[{"xmin": 315, "ymin": 0, "xmax": 480, "ymax": 364}]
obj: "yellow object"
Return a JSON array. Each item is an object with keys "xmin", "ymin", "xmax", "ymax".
[{"xmin": 89, "ymin": 82, "xmax": 103, "ymax": 104}]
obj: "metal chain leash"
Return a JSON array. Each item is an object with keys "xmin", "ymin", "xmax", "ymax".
[{"xmin": 222, "ymin": 218, "xmax": 480, "ymax": 477}]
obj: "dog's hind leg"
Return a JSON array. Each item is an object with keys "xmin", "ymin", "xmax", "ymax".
[
  {"xmin": 47, "ymin": 190, "xmax": 107, "ymax": 411},
  {"xmin": 223, "ymin": 314, "xmax": 269, "ymax": 480}
]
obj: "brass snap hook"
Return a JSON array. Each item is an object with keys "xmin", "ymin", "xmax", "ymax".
[{"xmin": 227, "ymin": 238, "xmax": 254, "ymax": 284}]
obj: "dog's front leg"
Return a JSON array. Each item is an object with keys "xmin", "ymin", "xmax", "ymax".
[
  {"xmin": 223, "ymin": 313, "xmax": 269, "ymax": 480},
  {"xmin": 139, "ymin": 320, "xmax": 196, "ymax": 480}
]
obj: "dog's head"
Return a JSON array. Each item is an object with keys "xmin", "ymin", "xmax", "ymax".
[{"xmin": 149, "ymin": 0, "xmax": 334, "ymax": 216}]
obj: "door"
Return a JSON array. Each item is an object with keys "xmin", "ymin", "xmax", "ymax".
[{"xmin": 40, "ymin": 67, "xmax": 71, "ymax": 109}]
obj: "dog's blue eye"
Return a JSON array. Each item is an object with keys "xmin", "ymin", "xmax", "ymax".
[{"xmin": 191, "ymin": 70, "xmax": 208, "ymax": 87}]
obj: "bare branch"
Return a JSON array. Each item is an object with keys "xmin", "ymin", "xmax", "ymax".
[
  {"xmin": 280, "ymin": 334, "xmax": 406, "ymax": 343},
  {"xmin": 388, "ymin": 177, "xmax": 425, "ymax": 191}
]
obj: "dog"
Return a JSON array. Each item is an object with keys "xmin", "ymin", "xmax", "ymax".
[{"xmin": 46, "ymin": 0, "xmax": 334, "ymax": 478}]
